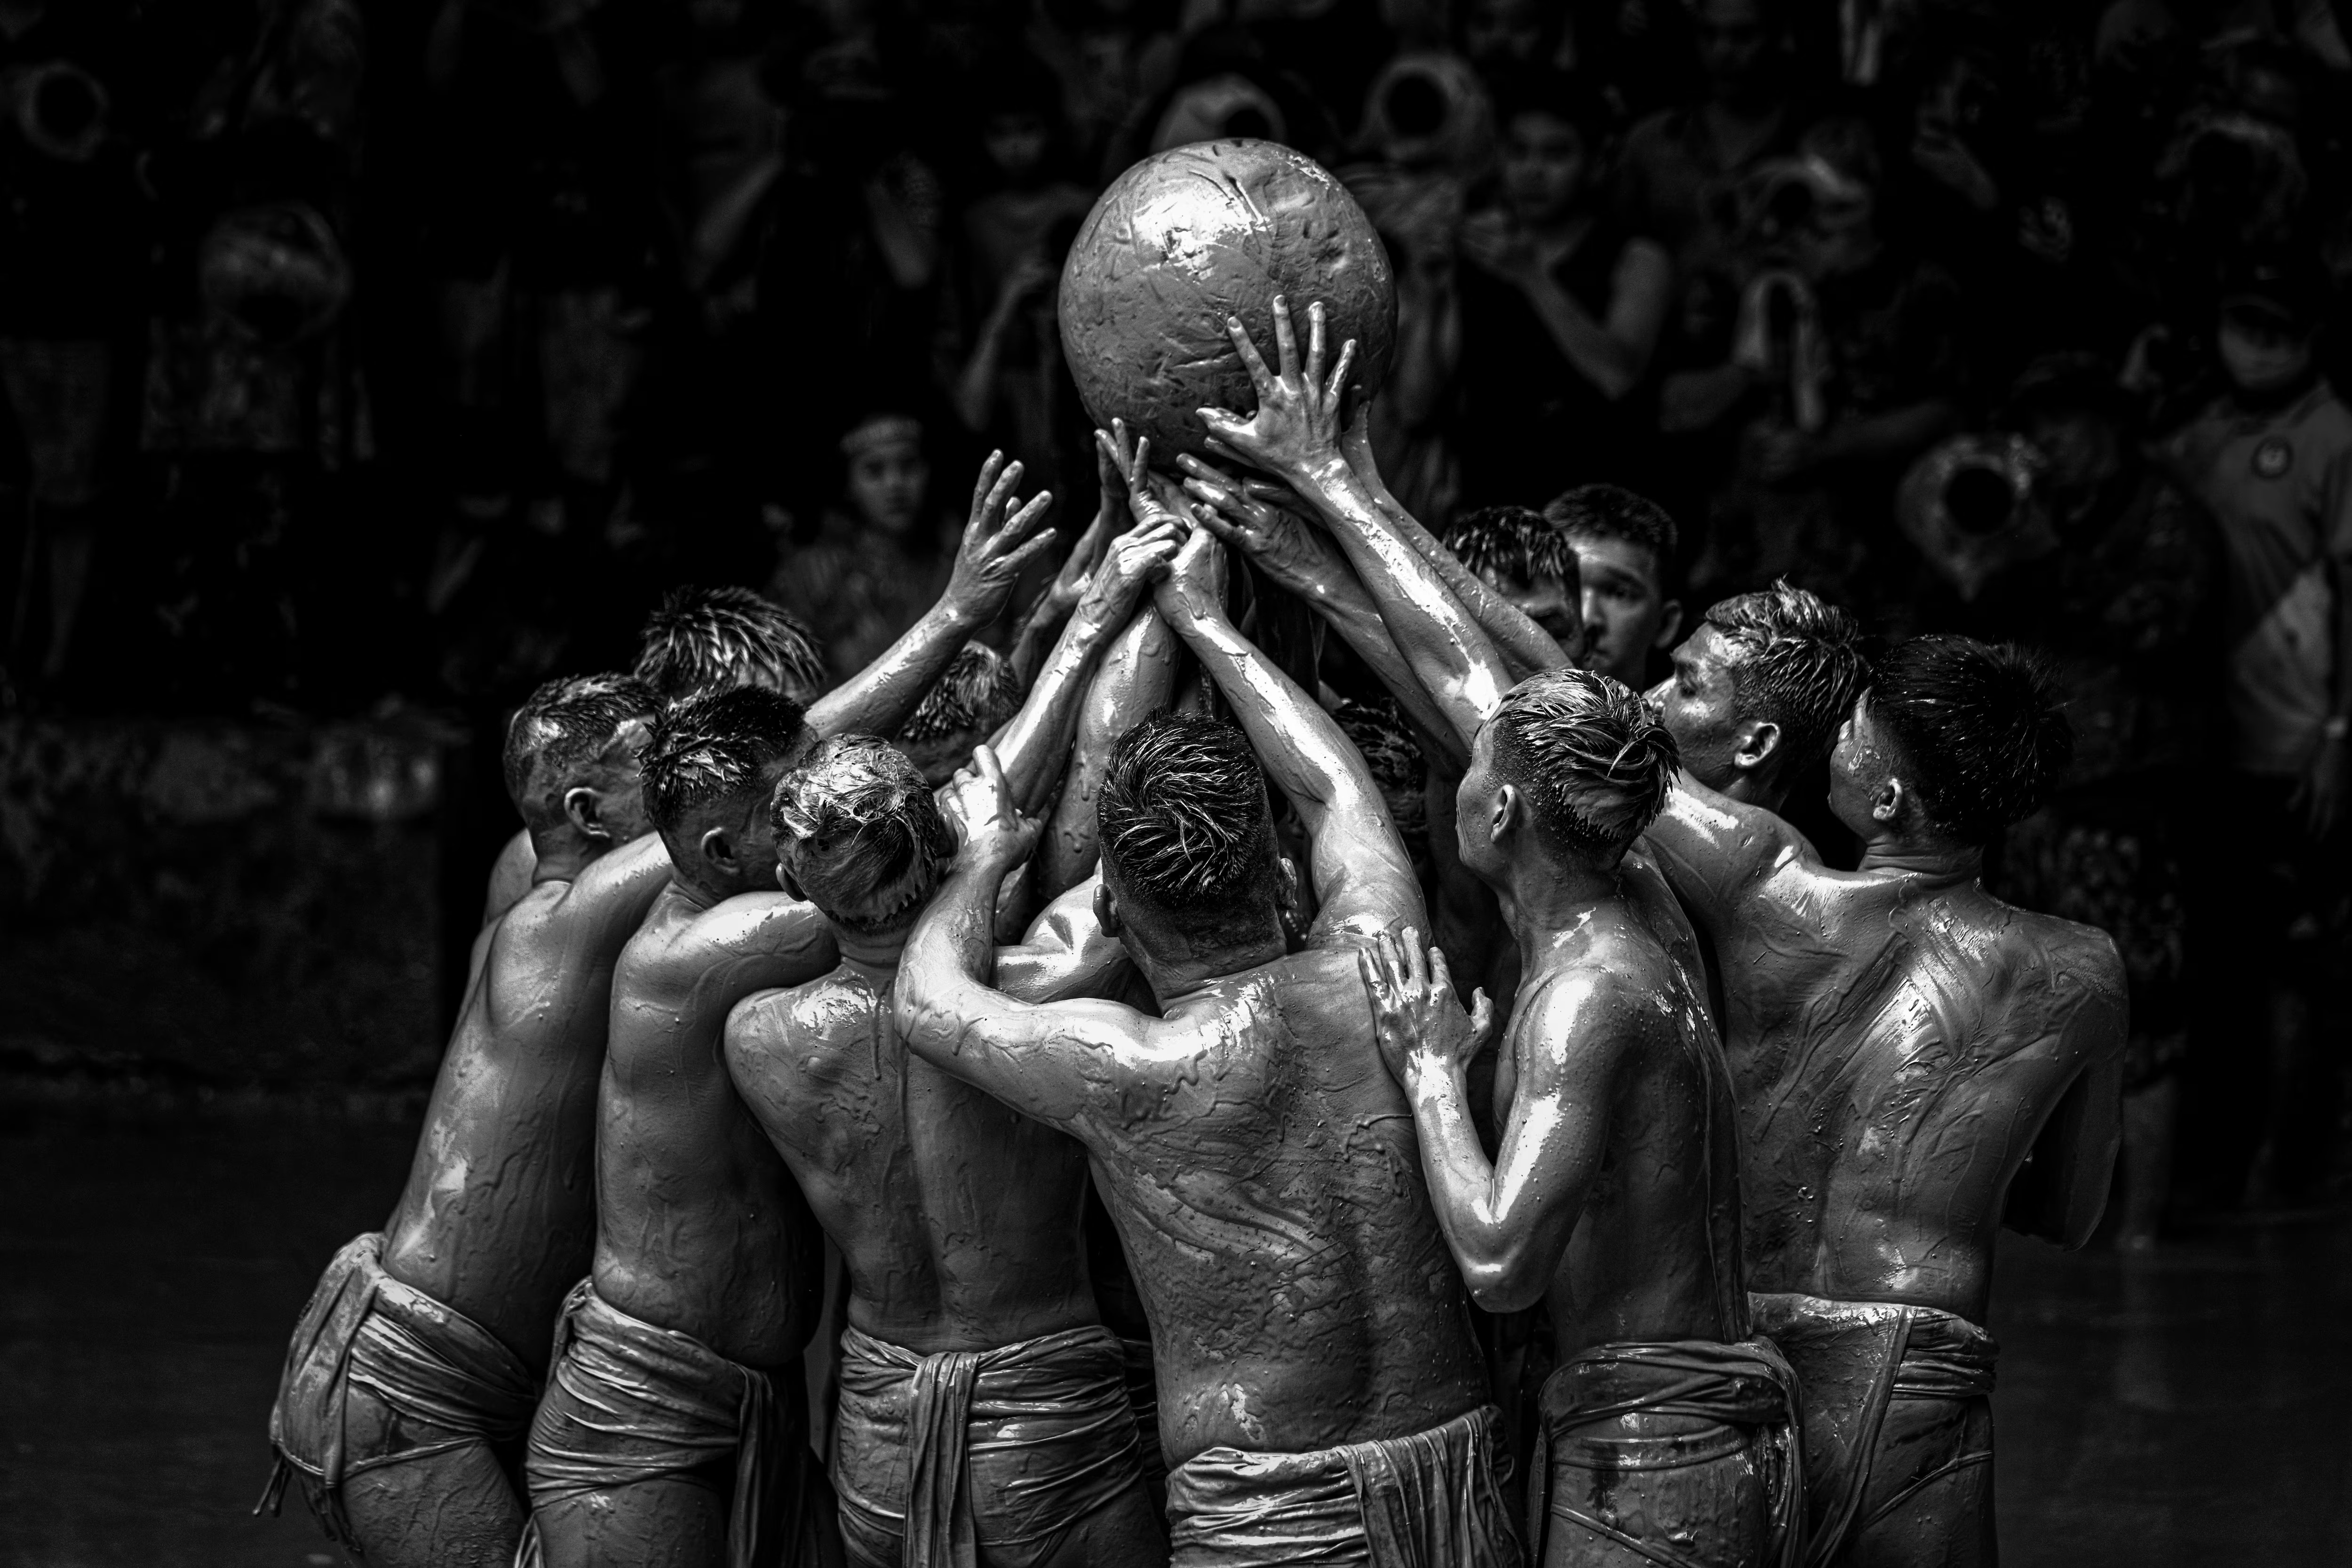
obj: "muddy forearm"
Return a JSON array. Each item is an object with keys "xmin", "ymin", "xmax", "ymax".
[
  {"xmin": 1346, "ymin": 452, "xmax": 1567, "ymax": 678},
  {"xmin": 806, "ymin": 599, "xmax": 986, "ymax": 740},
  {"xmin": 1404, "ymin": 1059, "xmax": 1538, "ymax": 1311},
  {"xmin": 992, "ymin": 602, "xmax": 1122, "ymax": 816},
  {"xmin": 1039, "ymin": 607, "xmax": 1177, "ymax": 897},
  {"xmin": 1164, "ymin": 604, "xmax": 1369, "ymax": 838}
]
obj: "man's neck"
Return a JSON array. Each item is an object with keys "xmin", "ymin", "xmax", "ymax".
[
  {"xmin": 1707, "ymin": 768, "xmax": 1786, "ymax": 815},
  {"xmin": 835, "ymin": 927, "xmax": 910, "ymax": 978},
  {"xmin": 1492, "ymin": 851, "xmax": 1619, "ymax": 948},
  {"xmin": 2229, "ymin": 372, "xmax": 2319, "ymax": 418},
  {"xmin": 1141, "ymin": 934, "xmax": 1287, "ymax": 1010},
  {"xmin": 1855, "ymin": 836, "xmax": 1982, "ymax": 879},
  {"xmin": 529, "ymin": 828, "xmax": 599, "ymax": 886}
]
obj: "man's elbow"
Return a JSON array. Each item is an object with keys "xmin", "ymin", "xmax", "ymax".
[{"xmin": 1458, "ymin": 1241, "xmax": 1550, "ymax": 1313}]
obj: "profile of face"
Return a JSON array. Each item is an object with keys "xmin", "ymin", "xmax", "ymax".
[
  {"xmin": 1570, "ymin": 535, "xmax": 1680, "ymax": 689},
  {"xmin": 1826, "ymin": 695, "xmax": 1904, "ymax": 840},
  {"xmin": 1473, "ymin": 563, "xmax": 1583, "ymax": 653},
  {"xmin": 983, "ymin": 111, "xmax": 1049, "ymax": 183},
  {"xmin": 1502, "ymin": 111, "xmax": 1588, "ymax": 227},
  {"xmin": 845, "ymin": 433, "xmax": 930, "ymax": 539},
  {"xmin": 1645, "ymin": 625, "xmax": 1749, "ymax": 790},
  {"xmin": 1464, "ymin": 0, "xmax": 1546, "ymax": 68},
  {"xmin": 2217, "ymin": 308, "xmax": 2315, "ymax": 395},
  {"xmin": 1453, "ymin": 723, "xmax": 1510, "ymax": 880},
  {"xmin": 697, "ymin": 758, "xmax": 794, "ymax": 896},
  {"xmin": 1695, "ymin": 0, "xmax": 1777, "ymax": 101}
]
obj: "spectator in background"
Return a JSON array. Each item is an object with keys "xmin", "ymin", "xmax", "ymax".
[
  {"xmin": 1545, "ymin": 483, "xmax": 1682, "ymax": 689},
  {"xmin": 768, "ymin": 411, "xmax": 962, "ymax": 676},
  {"xmin": 1962, "ymin": 355, "xmax": 2219, "ymax": 1250},
  {"xmin": 1677, "ymin": 117, "xmax": 1964, "ymax": 621},
  {"xmin": 2159, "ymin": 250, "xmax": 2352, "ymax": 1211},
  {"xmin": 1029, "ymin": 0, "xmax": 1184, "ymax": 183},
  {"xmin": 1452, "ymin": 71, "xmax": 1672, "ymax": 508}
]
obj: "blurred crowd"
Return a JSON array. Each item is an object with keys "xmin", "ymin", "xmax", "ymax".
[{"xmin": 2, "ymin": 0, "xmax": 2348, "ymax": 1225}]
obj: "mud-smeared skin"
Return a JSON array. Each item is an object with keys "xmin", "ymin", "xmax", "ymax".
[
  {"xmin": 1644, "ymin": 781, "xmax": 2127, "ymax": 1322},
  {"xmin": 380, "ymin": 834, "xmax": 675, "ymax": 1369},
  {"xmin": 725, "ymin": 878, "xmax": 1130, "ymax": 1355},
  {"xmin": 591, "ymin": 883, "xmax": 837, "ymax": 1369},
  {"xmin": 1059, "ymin": 139, "xmax": 1396, "ymax": 462}
]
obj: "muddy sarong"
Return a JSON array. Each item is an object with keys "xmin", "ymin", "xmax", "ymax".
[
  {"xmin": 257, "ymin": 1231, "xmax": 539, "ymax": 1551},
  {"xmin": 520, "ymin": 1280, "xmax": 833, "ymax": 1568},
  {"xmin": 1164, "ymin": 1404, "xmax": 1523, "ymax": 1567},
  {"xmin": 1530, "ymin": 1337, "xmax": 1802, "ymax": 1568},
  {"xmin": 831, "ymin": 1322, "xmax": 1146, "ymax": 1567},
  {"xmin": 1748, "ymin": 1293, "xmax": 1999, "ymax": 1568}
]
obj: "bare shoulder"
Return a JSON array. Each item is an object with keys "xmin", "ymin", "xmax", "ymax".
[
  {"xmin": 1511, "ymin": 923, "xmax": 1686, "ymax": 1063},
  {"xmin": 1991, "ymin": 899, "xmax": 2128, "ymax": 1015},
  {"xmin": 725, "ymin": 970, "xmax": 880, "ymax": 1092}
]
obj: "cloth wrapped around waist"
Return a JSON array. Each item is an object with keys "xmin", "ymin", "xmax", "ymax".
[
  {"xmin": 1165, "ymin": 1404, "xmax": 1521, "ymax": 1568},
  {"xmin": 833, "ymin": 1322, "xmax": 1143, "ymax": 1566},
  {"xmin": 521, "ymin": 1280, "xmax": 820, "ymax": 1568},
  {"xmin": 1747, "ymin": 1292, "xmax": 1998, "ymax": 1568},
  {"xmin": 257, "ymin": 1232, "xmax": 539, "ymax": 1540},
  {"xmin": 1534, "ymin": 1337, "xmax": 1803, "ymax": 1568}
]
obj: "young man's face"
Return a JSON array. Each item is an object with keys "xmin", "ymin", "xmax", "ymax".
[
  {"xmin": 1570, "ymin": 534, "xmax": 1679, "ymax": 689},
  {"xmin": 2217, "ymin": 308, "xmax": 2316, "ymax": 395},
  {"xmin": 847, "ymin": 439, "xmax": 929, "ymax": 538},
  {"xmin": 1474, "ymin": 564, "xmax": 1584, "ymax": 655},
  {"xmin": 1502, "ymin": 112, "xmax": 1589, "ymax": 226},
  {"xmin": 1826, "ymin": 694, "xmax": 1898, "ymax": 838},
  {"xmin": 1646, "ymin": 624, "xmax": 1747, "ymax": 790},
  {"xmin": 983, "ymin": 112, "xmax": 1049, "ymax": 183},
  {"xmin": 1695, "ymin": 0, "xmax": 1776, "ymax": 101},
  {"xmin": 1464, "ymin": 0, "xmax": 1545, "ymax": 68}
]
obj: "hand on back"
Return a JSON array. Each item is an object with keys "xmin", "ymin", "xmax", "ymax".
[{"xmin": 1361, "ymin": 925, "xmax": 1495, "ymax": 1092}]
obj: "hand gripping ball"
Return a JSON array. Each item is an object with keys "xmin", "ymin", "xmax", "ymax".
[{"xmin": 1058, "ymin": 139, "xmax": 1396, "ymax": 465}]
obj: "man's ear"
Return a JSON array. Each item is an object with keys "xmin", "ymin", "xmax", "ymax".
[
  {"xmin": 1488, "ymin": 782, "xmax": 1520, "ymax": 846},
  {"xmin": 699, "ymin": 824, "xmax": 740, "ymax": 875},
  {"xmin": 1873, "ymin": 775, "xmax": 1906, "ymax": 827},
  {"xmin": 1653, "ymin": 598, "xmax": 1684, "ymax": 651},
  {"xmin": 777, "ymin": 859, "xmax": 807, "ymax": 902},
  {"xmin": 1732, "ymin": 719, "xmax": 1782, "ymax": 774},
  {"xmin": 1092, "ymin": 880, "xmax": 1122, "ymax": 938},
  {"xmin": 563, "ymin": 786, "xmax": 612, "ymax": 844}
]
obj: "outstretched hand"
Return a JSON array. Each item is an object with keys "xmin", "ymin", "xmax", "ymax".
[
  {"xmin": 943, "ymin": 744, "xmax": 1041, "ymax": 874},
  {"xmin": 1097, "ymin": 419, "xmax": 1193, "ymax": 534},
  {"xmin": 1197, "ymin": 295, "xmax": 1356, "ymax": 483},
  {"xmin": 1074, "ymin": 514, "xmax": 1188, "ymax": 627},
  {"xmin": 1361, "ymin": 926, "xmax": 1494, "ymax": 1091},
  {"xmin": 948, "ymin": 452, "xmax": 1060, "ymax": 625},
  {"xmin": 1176, "ymin": 454, "xmax": 1344, "ymax": 589},
  {"xmin": 1151, "ymin": 524, "xmax": 1228, "ymax": 632}
]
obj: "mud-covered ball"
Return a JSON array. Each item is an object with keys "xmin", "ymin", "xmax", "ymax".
[{"xmin": 1058, "ymin": 139, "xmax": 1396, "ymax": 464}]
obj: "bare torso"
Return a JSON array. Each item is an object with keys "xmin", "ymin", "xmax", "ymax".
[
  {"xmin": 1647, "ymin": 793, "xmax": 2125, "ymax": 1321},
  {"xmin": 591, "ymin": 882, "xmax": 835, "ymax": 1368},
  {"xmin": 1091, "ymin": 947, "xmax": 1491, "ymax": 1464},
  {"xmin": 381, "ymin": 841, "xmax": 669, "ymax": 1368},
  {"xmin": 1510, "ymin": 851, "xmax": 1747, "ymax": 1356},
  {"xmin": 726, "ymin": 960, "xmax": 1100, "ymax": 1353}
]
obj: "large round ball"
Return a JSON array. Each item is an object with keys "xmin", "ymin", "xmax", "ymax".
[{"xmin": 1058, "ymin": 139, "xmax": 1395, "ymax": 464}]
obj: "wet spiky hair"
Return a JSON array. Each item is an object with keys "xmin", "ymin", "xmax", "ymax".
[
  {"xmin": 1542, "ymin": 485, "xmax": 1678, "ymax": 581},
  {"xmin": 1445, "ymin": 505, "xmax": 1580, "ymax": 590},
  {"xmin": 502, "ymin": 672, "xmax": 661, "ymax": 830},
  {"xmin": 1868, "ymin": 636, "xmax": 2073, "ymax": 845},
  {"xmin": 641, "ymin": 686, "xmax": 809, "ymax": 833},
  {"xmin": 771, "ymin": 734, "xmax": 957, "ymax": 935},
  {"xmin": 1335, "ymin": 696, "xmax": 1428, "ymax": 843},
  {"xmin": 900, "ymin": 643, "xmax": 1025, "ymax": 744},
  {"xmin": 1703, "ymin": 580, "xmax": 1874, "ymax": 777},
  {"xmin": 1097, "ymin": 710, "xmax": 1278, "ymax": 933},
  {"xmin": 1490, "ymin": 668, "xmax": 1679, "ymax": 863},
  {"xmin": 633, "ymin": 586, "xmax": 828, "ymax": 704}
]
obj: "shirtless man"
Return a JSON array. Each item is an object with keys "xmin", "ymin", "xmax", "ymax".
[
  {"xmin": 1196, "ymin": 298, "xmax": 1798, "ymax": 1566},
  {"xmin": 1642, "ymin": 634, "xmax": 2127, "ymax": 1568},
  {"xmin": 265, "ymin": 674, "xmax": 672, "ymax": 1568},
  {"xmin": 895, "ymin": 529, "xmax": 1519, "ymax": 1567},
  {"xmin": 524, "ymin": 494, "xmax": 1148, "ymax": 1568},
  {"xmin": 724, "ymin": 518, "xmax": 1180, "ymax": 1568},
  {"xmin": 1645, "ymin": 581, "xmax": 1871, "ymax": 818},
  {"xmin": 481, "ymin": 453, "xmax": 1059, "ymax": 928}
]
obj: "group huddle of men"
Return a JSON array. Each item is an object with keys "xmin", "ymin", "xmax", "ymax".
[{"xmin": 263, "ymin": 300, "xmax": 2124, "ymax": 1568}]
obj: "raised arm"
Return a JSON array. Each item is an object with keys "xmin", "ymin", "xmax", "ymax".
[
  {"xmin": 986, "ymin": 509, "xmax": 1182, "ymax": 816},
  {"xmin": 1152, "ymin": 527, "xmax": 1425, "ymax": 944},
  {"xmin": 1640, "ymin": 770, "xmax": 1813, "ymax": 945},
  {"xmin": 1176, "ymin": 460, "xmax": 1464, "ymax": 765},
  {"xmin": 804, "ymin": 451, "xmax": 1058, "ymax": 740},
  {"xmin": 1037, "ymin": 602, "xmax": 1179, "ymax": 899},
  {"xmin": 897, "ymin": 747, "xmax": 1158, "ymax": 1133},
  {"xmin": 1365, "ymin": 928, "xmax": 1634, "ymax": 1313},
  {"xmin": 1197, "ymin": 298, "xmax": 1513, "ymax": 755},
  {"xmin": 1337, "ymin": 402, "xmax": 1571, "ymax": 679}
]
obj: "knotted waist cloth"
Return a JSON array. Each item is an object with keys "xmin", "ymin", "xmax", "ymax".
[
  {"xmin": 256, "ymin": 1231, "xmax": 539, "ymax": 1545},
  {"xmin": 831, "ymin": 1321, "xmax": 1147, "ymax": 1567},
  {"xmin": 1164, "ymin": 1403, "xmax": 1523, "ymax": 1568},
  {"xmin": 1747, "ymin": 1292, "xmax": 1999, "ymax": 1568},
  {"xmin": 1531, "ymin": 1337, "xmax": 1803, "ymax": 1568},
  {"xmin": 519, "ymin": 1279, "xmax": 832, "ymax": 1568}
]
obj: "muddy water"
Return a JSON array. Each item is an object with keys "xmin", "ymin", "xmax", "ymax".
[{"xmin": 0, "ymin": 1096, "xmax": 2344, "ymax": 1567}]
